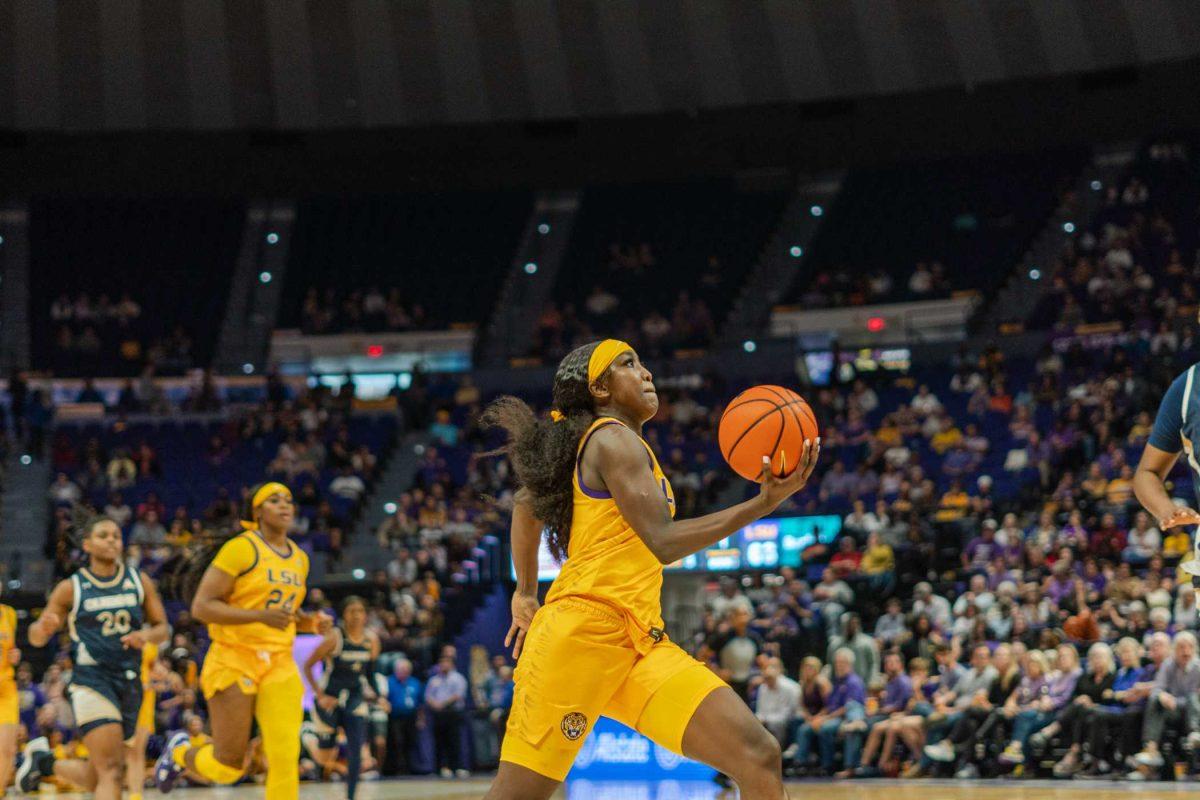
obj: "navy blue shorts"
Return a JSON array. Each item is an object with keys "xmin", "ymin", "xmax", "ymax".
[{"xmin": 69, "ymin": 666, "xmax": 142, "ymax": 742}]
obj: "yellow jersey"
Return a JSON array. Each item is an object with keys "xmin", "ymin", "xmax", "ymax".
[
  {"xmin": 544, "ymin": 417, "xmax": 675, "ymax": 653},
  {"xmin": 207, "ymin": 531, "xmax": 309, "ymax": 652},
  {"xmin": 0, "ymin": 604, "xmax": 15, "ymax": 686}
]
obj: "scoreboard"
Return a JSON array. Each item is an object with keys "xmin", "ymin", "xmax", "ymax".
[{"xmin": 519, "ymin": 514, "xmax": 843, "ymax": 582}]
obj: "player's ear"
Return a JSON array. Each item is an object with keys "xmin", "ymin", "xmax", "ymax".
[{"xmin": 588, "ymin": 378, "xmax": 611, "ymax": 404}]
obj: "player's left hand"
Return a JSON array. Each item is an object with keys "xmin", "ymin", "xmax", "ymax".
[
  {"xmin": 314, "ymin": 612, "xmax": 334, "ymax": 634},
  {"xmin": 120, "ymin": 630, "xmax": 149, "ymax": 650}
]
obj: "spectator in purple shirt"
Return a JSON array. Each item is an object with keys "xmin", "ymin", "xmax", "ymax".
[
  {"xmin": 787, "ymin": 648, "xmax": 866, "ymax": 775},
  {"xmin": 820, "ymin": 462, "xmax": 858, "ymax": 501},
  {"xmin": 1055, "ymin": 510, "xmax": 1088, "ymax": 551},
  {"xmin": 1044, "ymin": 560, "xmax": 1079, "ymax": 606},
  {"xmin": 15, "ymin": 663, "xmax": 45, "ymax": 735},
  {"xmin": 963, "ymin": 520, "xmax": 999, "ymax": 572},
  {"xmin": 942, "ymin": 443, "xmax": 978, "ymax": 478},
  {"xmin": 851, "ymin": 463, "xmax": 879, "ymax": 499},
  {"xmin": 837, "ymin": 650, "xmax": 911, "ymax": 777},
  {"xmin": 999, "ymin": 645, "xmax": 1081, "ymax": 764}
]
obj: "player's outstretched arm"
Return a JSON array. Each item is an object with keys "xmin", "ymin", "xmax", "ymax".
[
  {"xmin": 1134, "ymin": 444, "xmax": 1200, "ymax": 528},
  {"xmin": 27, "ymin": 579, "xmax": 73, "ymax": 648},
  {"xmin": 594, "ymin": 424, "xmax": 819, "ymax": 565},
  {"xmin": 505, "ymin": 489, "xmax": 541, "ymax": 660}
]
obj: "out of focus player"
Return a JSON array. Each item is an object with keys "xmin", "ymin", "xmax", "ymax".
[{"xmin": 1134, "ymin": 362, "xmax": 1200, "ymax": 582}]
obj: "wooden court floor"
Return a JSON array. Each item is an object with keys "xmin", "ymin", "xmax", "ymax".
[{"xmin": 45, "ymin": 778, "xmax": 1200, "ymax": 799}]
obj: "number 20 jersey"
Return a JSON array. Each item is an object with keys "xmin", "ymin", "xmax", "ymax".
[
  {"xmin": 208, "ymin": 531, "xmax": 309, "ymax": 652},
  {"xmin": 68, "ymin": 563, "xmax": 145, "ymax": 675}
]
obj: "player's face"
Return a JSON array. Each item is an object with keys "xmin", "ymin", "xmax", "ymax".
[
  {"xmin": 595, "ymin": 350, "xmax": 657, "ymax": 422},
  {"xmin": 257, "ymin": 492, "xmax": 295, "ymax": 531},
  {"xmin": 344, "ymin": 603, "xmax": 366, "ymax": 629},
  {"xmin": 83, "ymin": 520, "xmax": 123, "ymax": 562}
]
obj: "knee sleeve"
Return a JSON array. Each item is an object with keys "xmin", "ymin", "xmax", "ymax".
[
  {"xmin": 257, "ymin": 673, "xmax": 303, "ymax": 800},
  {"xmin": 192, "ymin": 744, "xmax": 246, "ymax": 785}
]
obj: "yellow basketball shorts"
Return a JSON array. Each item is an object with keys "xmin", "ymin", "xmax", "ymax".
[
  {"xmin": 200, "ymin": 641, "xmax": 298, "ymax": 700},
  {"xmin": 500, "ymin": 597, "xmax": 726, "ymax": 781},
  {"xmin": 0, "ymin": 681, "xmax": 17, "ymax": 726}
]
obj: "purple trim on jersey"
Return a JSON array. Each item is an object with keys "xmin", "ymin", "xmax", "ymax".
[{"xmin": 575, "ymin": 419, "xmax": 660, "ymax": 500}]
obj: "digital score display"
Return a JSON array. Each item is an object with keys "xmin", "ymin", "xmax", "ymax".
[
  {"xmin": 518, "ymin": 514, "xmax": 843, "ymax": 581},
  {"xmin": 803, "ymin": 347, "xmax": 911, "ymax": 386}
]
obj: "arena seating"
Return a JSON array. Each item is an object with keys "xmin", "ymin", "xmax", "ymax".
[
  {"xmin": 784, "ymin": 149, "xmax": 1089, "ymax": 308},
  {"xmin": 31, "ymin": 197, "xmax": 246, "ymax": 376},
  {"xmin": 1028, "ymin": 139, "xmax": 1200, "ymax": 330},
  {"xmin": 534, "ymin": 180, "xmax": 789, "ymax": 359},
  {"xmin": 280, "ymin": 192, "xmax": 532, "ymax": 333},
  {"xmin": 47, "ymin": 394, "xmax": 398, "ymax": 571}
]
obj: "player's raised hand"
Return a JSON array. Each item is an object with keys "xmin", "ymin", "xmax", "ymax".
[
  {"xmin": 758, "ymin": 438, "xmax": 821, "ymax": 511},
  {"xmin": 1160, "ymin": 507, "xmax": 1200, "ymax": 529}
]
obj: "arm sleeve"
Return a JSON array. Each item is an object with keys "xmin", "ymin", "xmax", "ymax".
[
  {"xmin": 210, "ymin": 536, "xmax": 257, "ymax": 577},
  {"xmin": 1149, "ymin": 371, "xmax": 1189, "ymax": 453}
]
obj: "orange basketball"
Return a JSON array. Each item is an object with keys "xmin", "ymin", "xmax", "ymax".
[{"xmin": 719, "ymin": 385, "xmax": 818, "ymax": 481}]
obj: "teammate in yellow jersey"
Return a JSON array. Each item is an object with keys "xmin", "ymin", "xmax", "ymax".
[
  {"xmin": 0, "ymin": 594, "xmax": 19, "ymax": 795},
  {"xmin": 125, "ymin": 641, "xmax": 159, "ymax": 800},
  {"xmin": 154, "ymin": 482, "xmax": 332, "ymax": 799},
  {"xmin": 481, "ymin": 340, "xmax": 819, "ymax": 800}
]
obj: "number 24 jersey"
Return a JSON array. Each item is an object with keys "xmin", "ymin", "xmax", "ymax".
[{"xmin": 208, "ymin": 531, "xmax": 309, "ymax": 652}]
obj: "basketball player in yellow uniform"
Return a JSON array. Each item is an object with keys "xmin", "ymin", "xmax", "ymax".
[
  {"xmin": 0, "ymin": 597, "xmax": 18, "ymax": 794},
  {"xmin": 154, "ymin": 482, "xmax": 331, "ymax": 799},
  {"xmin": 482, "ymin": 340, "xmax": 819, "ymax": 800},
  {"xmin": 125, "ymin": 641, "xmax": 159, "ymax": 800}
]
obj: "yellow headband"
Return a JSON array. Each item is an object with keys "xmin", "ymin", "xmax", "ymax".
[
  {"xmin": 587, "ymin": 339, "xmax": 633, "ymax": 383},
  {"xmin": 240, "ymin": 482, "xmax": 293, "ymax": 530}
]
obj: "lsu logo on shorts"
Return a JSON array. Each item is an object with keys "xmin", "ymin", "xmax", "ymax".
[{"xmin": 561, "ymin": 712, "xmax": 587, "ymax": 741}]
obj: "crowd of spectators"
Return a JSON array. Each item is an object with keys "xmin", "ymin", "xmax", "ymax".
[
  {"xmin": 1034, "ymin": 142, "xmax": 1199, "ymax": 333},
  {"xmin": 680, "ymin": 328, "xmax": 1200, "ymax": 781},
  {"xmin": 47, "ymin": 292, "xmax": 198, "ymax": 376},
  {"xmin": 795, "ymin": 260, "xmax": 955, "ymax": 310},
  {"xmin": 45, "ymin": 382, "xmax": 391, "ymax": 573},
  {"xmin": 530, "ymin": 267, "xmax": 715, "ymax": 364},
  {"xmin": 299, "ymin": 287, "xmax": 433, "ymax": 336}
]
